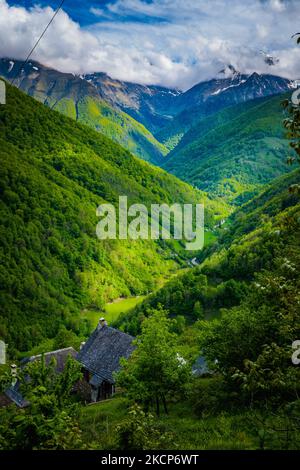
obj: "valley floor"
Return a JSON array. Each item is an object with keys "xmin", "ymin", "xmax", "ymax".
[{"xmin": 82, "ymin": 296, "xmax": 147, "ymax": 329}]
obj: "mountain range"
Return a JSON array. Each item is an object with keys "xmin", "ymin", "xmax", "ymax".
[
  {"xmin": 155, "ymin": 66, "xmax": 296, "ymax": 149},
  {"xmin": 83, "ymin": 71, "xmax": 180, "ymax": 132},
  {"xmin": 0, "ymin": 58, "xmax": 295, "ymax": 146},
  {"xmin": 0, "ymin": 57, "xmax": 297, "ymax": 204}
]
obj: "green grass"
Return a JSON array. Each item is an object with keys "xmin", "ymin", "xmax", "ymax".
[
  {"xmin": 105, "ymin": 297, "xmax": 146, "ymax": 323},
  {"xmin": 79, "ymin": 395, "xmax": 257, "ymax": 450},
  {"xmin": 79, "ymin": 396, "xmax": 128, "ymax": 449},
  {"xmin": 82, "ymin": 296, "xmax": 146, "ymax": 328}
]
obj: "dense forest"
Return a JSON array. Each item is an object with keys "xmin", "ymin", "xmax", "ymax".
[
  {"xmin": 0, "ymin": 83, "xmax": 228, "ymax": 355},
  {"xmin": 117, "ymin": 169, "xmax": 300, "ymax": 332},
  {"xmin": 163, "ymin": 93, "xmax": 292, "ymax": 202}
]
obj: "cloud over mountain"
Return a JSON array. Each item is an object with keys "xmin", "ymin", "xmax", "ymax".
[{"xmin": 0, "ymin": 0, "xmax": 299, "ymax": 89}]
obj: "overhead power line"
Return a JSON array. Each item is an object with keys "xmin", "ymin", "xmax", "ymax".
[{"xmin": 10, "ymin": 0, "xmax": 66, "ymax": 87}]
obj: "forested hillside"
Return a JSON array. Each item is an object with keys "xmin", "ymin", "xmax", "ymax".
[
  {"xmin": 0, "ymin": 59, "xmax": 167, "ymax": 164},
  {"xmin": 116, "ymin": 169, "xmax": 300, "ymax": 333},
  {"xmin": 0, "ymin": 83, "xmax": 227, "ymax": 355},
  {"xmin": 163, "ymin": 93, "xmax": 292, "ymax": 203}
]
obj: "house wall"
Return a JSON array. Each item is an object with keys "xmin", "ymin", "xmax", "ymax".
[
  {"xmin": 78, "ymin": 368, "xmax": 115, "ymax": 402},
  {"xmin": 75, "ymin": 378, "xmax": 93, "ymax": 402}
]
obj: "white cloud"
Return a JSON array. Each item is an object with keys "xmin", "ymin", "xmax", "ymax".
[
  {"xmin": 269, "ymin": 0, "xmax": 286, "ymax": 12},
  {"xmin": 0, "ymin": 0, "xmax": 299, "ymax": 90}
]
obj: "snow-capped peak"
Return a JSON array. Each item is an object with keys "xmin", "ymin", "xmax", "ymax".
[{"xmin": 211, "ymin": 79, "xmax": 247, "ymax": 96}]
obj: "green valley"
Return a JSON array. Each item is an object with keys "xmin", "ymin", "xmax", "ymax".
[
  {"xmin": 0, "ymin": 83, "xmax": 227, "ymax": 355},
  {"xmin": 116, "ymin": 169, "xmax": 300, "ymax": 333}
]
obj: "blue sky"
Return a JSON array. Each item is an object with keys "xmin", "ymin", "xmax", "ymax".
[
  {"xmin": 7, "ymin": 1, "xmax": 108, "ymax": 25},
  {"xmin": 7, "ymin": 1, "xmax": 167, "ymax": 25},
  {"xmin": 1, "ymin": 1, "xmax": 299, "ymax": 89}
]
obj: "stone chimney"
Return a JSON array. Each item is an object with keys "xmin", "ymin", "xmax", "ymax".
[
  {"xmin": 11, "ymin": 363, "xmax": 17, "ymax": 387},
  {"xmin": 97, "ymin": 317, "xmax": 108, "ymax": 330}
]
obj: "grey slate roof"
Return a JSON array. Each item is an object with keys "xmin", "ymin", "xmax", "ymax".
[
  {"xmin": 21, "ymin": 347, "xmax": 77, "ymax": 373},
  {"xmin": 5, "ymin": 347, "xmax": 77, "ymax": 408},
  {"xmin": 4, "ymin": 385, "xmax": 29, "ymax": 408},
  {"xmin": 77, "ymin": 326, "xmax": 135, "ymax": 385}
]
